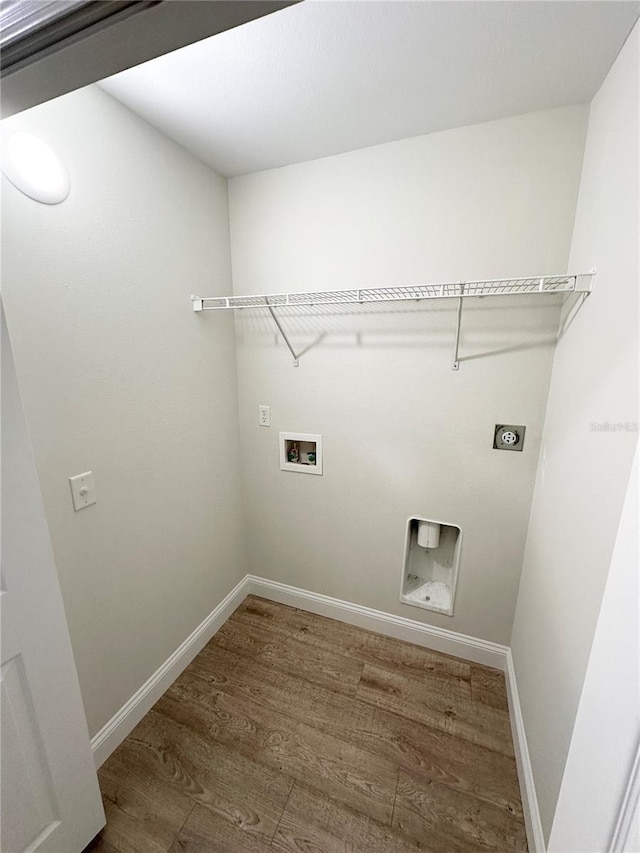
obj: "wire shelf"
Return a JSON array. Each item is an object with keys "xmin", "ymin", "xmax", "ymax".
[
  {"xmin": 191, "ymin": 271, "xmax": 594, "ymax": 369},
  {"xmin": 191, "ymin": 273, "xmax": 593, "ymax": 312}
]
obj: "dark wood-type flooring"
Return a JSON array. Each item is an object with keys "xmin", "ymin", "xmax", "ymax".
[{"xmin": 85, "ymin": 596, "xmax": 527, "ymax": 852}]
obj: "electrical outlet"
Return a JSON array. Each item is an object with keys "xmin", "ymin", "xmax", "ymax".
[
  {"xmin": 69, "ymin": 471, "xmax": 96, "ymax": 511},
  {"xmin": 493, "ymin": 424, "xmax": 526, "ymax": 451},
  {"xmin": 258, "ymin": 405, "xmax": 271, "ymax": 427}
]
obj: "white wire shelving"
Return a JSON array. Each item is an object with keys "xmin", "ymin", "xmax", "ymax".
[{"xmin": 191, "ymin": 271, "xmax": 595, "ymax": 368}]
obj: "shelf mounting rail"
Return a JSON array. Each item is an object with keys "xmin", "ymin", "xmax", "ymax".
[{"xmin": 191, "ymin": 271, "xmax": 595, "ymax": 369}]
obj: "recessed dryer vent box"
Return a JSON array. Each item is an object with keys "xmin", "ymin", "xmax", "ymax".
[
  {"xmin": 279, "ymin": 432, "xmax": 322, "ymax": 475},
  {"xmin": 400, "ymin": 517, "xmax": 462, "ymax": 616}
]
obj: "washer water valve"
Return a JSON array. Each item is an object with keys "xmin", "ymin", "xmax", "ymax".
[{"xmin": 494, "ymin": 424, "xmax": 526, "ymax": 451}]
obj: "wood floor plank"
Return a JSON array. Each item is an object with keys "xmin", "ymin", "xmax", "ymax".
[
  {"xmin": 440, "ymin": 704, "xmax": 515, "ymax": 760},
  {"xmin": 187, "ymin": 641, "xmax": 520, "ymax": 812},
  {"xmin": 155, "ymin": 668, "xmax": 397, "ymax": 825},
  {"xmin": 393, "ymin": 767, "xmax": 528, "ymax": 853},
  {"xmin": 272, "ymin": 783, "xmax": 424, "ymax": 853},
  {"xmin": 213, "ymin": 614, "xmax": 363, "ymax": 696},
  {"xmin": 189, "ymin": 640, "xmax": 451, "ymax": 775},
  {"xmin": 357, "ymin": 664, "xmax": 515, "ymax": 757},
  {"xmin": 353, "ymin": 630, "xmax": 472, "ymax": 693},
  {"xmin": 83, "ymin": 836, "xmax": 122, "ymax": 853},
  {"xmin": 93, "ymin": 598, "xmax": 525, "ymax": 853},
  {"xmin": 470, "ymin": 664, "xmax": 509, "ymax": 712},
  {"xmin": 104, "ymin": 709, "xmax": 293, "ymax": 847},
  {"xmin": 170, "ymin": 803, "xmax": 273, "ymax": 853},
  {"xmin": 188, "ymin": 641, "xmax": 385, "ymax": 744},
  {"xmin": 395, "ymin": 723, "xmax": 522, "ymax": 820},
  {"xmin": 100, "ymin": 773, "xmax": 192, "ymax": 852},
  {"xmin": 89, "ymin": 799, "xmax": 186, "ymax": 853},
  {"xmin": 90, "ymin": 741, "xmax": 195, "ymax": 853},
  {"xmin": 238, "ymin": 596, "xmax": 472, "ymax": 687}
]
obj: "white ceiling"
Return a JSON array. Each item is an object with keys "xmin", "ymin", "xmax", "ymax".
[{"xmin": 100, "ymin": 0, "xmax": 639, "ymax": 177}]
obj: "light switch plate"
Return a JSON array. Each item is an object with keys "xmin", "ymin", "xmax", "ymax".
[{"xmin": 69, "ymin": 471, "xmax": 96, "ymax": 511}]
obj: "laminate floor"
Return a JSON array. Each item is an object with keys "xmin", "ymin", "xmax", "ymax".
[{"xmin": 85, "ymin": 596, "xmax": 526, "ymax": 853}]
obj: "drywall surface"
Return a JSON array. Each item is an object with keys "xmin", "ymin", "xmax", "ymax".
[
  {"xmin": 511, "ymin": 24, "xmax": 639, "ymax": 841},
  {"xmin": 228, "ymin": 105, "xmax": 588, "ymax": 644},
  {"xmin": 547, "ymin": 448, "xmax": 638, "ymax": 852},
  {"xmin": 1, "ymin": 86, "xmax": 245, "ymax": 737}
]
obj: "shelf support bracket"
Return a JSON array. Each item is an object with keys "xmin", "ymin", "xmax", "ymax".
[
  {"xmin": 266, "ymin": 300, "xmax": 300, "ymax": 367},
  {"xmin": 452, "ymin": 286, "xmax": 464, "ymax": 370}
]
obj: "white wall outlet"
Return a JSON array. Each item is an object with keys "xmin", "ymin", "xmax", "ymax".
[
  {"xmin": 69, "ymin": 471, "xmax": 96, "ymax": 511},
  {"xmin": 258, "ymin": 405, "xmax": 270, "ymax": 427}
]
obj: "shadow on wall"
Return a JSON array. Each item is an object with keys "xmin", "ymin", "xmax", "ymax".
[{"xmin": 225, "ymin": 294, "xmax": 567, "ymax": 366}]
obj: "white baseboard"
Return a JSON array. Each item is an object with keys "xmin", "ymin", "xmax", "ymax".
[
  {"xmin": 91, "ymin": 575, "xmax": 248, "ymax": 768},
  {"xmin": 246, "ymin": 575, "xmax": 509, "ymax": 670},
  {"xmin": 505, "ymin": 649, "xmax": 546, "ymax": 853},
  {"xmin": 91, "ymin": 571, "xmax": 543, "ymax": 853}
]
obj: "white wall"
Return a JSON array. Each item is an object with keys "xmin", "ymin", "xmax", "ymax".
[
  {"xmin": 510, "ymin": 23, "xmax": 639, "ymax": 841},
  {"xmin": 548, "ymin": 448, "xmax": 639, "ymax": 852},
  {"xmin": 228, "ymin": 106, "xmax": 587, "ymax": 645},
  {"xmin": 1, "ymin": 86, "xmax": 245, "ymax": 737}
]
